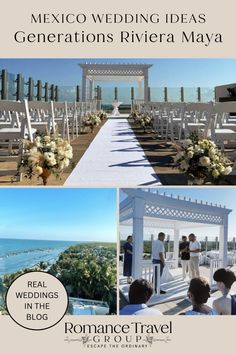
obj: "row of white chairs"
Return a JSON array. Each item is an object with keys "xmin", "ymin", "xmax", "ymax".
[
  {"xmin": 0, "ymin": 99, "xmax": 97, "ymax": 141},
  {"xmin": 140, "ymin": 101, "xmax": 236, "ymax": 150},
  {"xmin": 0, "ymin": 99, "xmax": 97, "ymax": 179}
]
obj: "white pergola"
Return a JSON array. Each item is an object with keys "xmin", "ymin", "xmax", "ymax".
[
  {"xmin": 120, "ymin": 188, "xmax": 232, "ymax": 279},
  {"xmin": 79, "ymin": 62, "xmax": 152, "ymax": 102}
]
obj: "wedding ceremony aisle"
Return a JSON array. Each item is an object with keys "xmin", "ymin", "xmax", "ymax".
[{"xmin": 64, "ymin": 115, "xmax": 161, "ymax": 187}]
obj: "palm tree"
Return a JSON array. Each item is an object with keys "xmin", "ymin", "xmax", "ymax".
[{"xmin": 50, "ymin": 244, "xmax": 117, "ymax": 312}]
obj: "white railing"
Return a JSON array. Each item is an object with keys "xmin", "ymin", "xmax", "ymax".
[
  {"xmin": 141, "ymin": 261, "xmax": 153, "ymax": 282},
  {"xmin": 165, "ymin": 259, "xmax": 176, "ymax": 269},
  {"xmin": 228, "ymin": 251, "xmax": 236, "ymax": 266},
  {"xmin": 166, "ymin": 252, "xmax": 174, "ymax": 260},
  {"xmin": 141, "ymin": 261, "xmax": 161, "ymax": 296},
  {"xmin": 209, "ymin": 258, "xmax": 222, "ymax": 290}
]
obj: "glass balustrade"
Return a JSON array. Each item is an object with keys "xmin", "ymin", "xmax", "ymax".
[{"xmin": 0, "ymin": 71, "xmax": 216, "ymax": 104}]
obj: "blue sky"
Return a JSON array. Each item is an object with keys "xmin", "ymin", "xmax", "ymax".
[
  {"xmin": 0, "ymin": 188, "xmax": 117, "ymax": 241},
  {"xmin": 120, "ymin": 188, "xmax": 236, "ymax": 241},
  {"xmin": 1, "ymin": 58, "xmax": 236, "ymax": 87}
]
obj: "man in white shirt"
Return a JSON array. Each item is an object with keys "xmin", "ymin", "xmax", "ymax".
[
  {"xmin": 152, "ymin": 232, "xmax": 166, "ymax": 294},
  {"xmin": 188, "ymin": 233, "xmax": 201, "ymax": 279}
]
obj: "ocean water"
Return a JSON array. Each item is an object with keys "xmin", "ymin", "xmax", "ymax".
[
  {"xmin": 4, "ymin": 71, "xmax": 215, "ymax": 103},
  {"xmin": 0, "ymin": 238, "xmax": 80, "ymax": 276}
]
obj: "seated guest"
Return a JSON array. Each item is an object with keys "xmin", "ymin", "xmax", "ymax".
[
  {"xmin": 181, "ymin": 277, "xmax": 217, "ymax": 315},
  {"xmin": 213, "ymin": 268, "xmax": 236, "ymax": 315},
  {"xmin": 120, "ymin": 279, "xmax": 162, "ymax": 316}
]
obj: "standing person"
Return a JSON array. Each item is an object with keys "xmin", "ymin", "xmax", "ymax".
[
  {"xmin": 152, "ymin": 232, "xmax": 166, "ymax": 294},
  {"xmin": 188, "ymin": 233, "xmax": 201, "ymax": 279},
  {"xmin": 213, "ymin": 268, "xmax": 236, "ymax": 315},
  {"xmin": 179, "ymin": 235, "xmax": 190, "ymax": 279},
  {"xmin": 123, "ymin": 235, "xmax": 133, "ymax": 284}
]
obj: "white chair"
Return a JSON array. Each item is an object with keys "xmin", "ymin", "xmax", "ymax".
[
  {"xmin": 211, "ymin": 102, "xmax": 236, "ymax": 150},
  {"xmin": 66, "ymin": 102, "xmax": 81, "ymax": 139},
  {"xmin": 151, "ymin": 103, "xmax": 161, "ymax": 135},
  {"xmin": 157, "ymin": 102, "xmax": 173, "ymax": 139},
  {"xmin": 167, "ymin": 102, "xmax": 186, "ymax": 140},
  {"xmin": 0, "ymin": 109, "xmax": 20, "ymax": 129},
  {"xmin": 183, "ymin": 102, "xmax": 213, "ymax": 139},
  {"xmin": 27, "ymin": 100, "xmax": 56, "ymax": 134},
  {"xmin": 0, "ymin": 99, "xmax": 36, "ymax": 180},
  {"xmin": 53, "ymin": 101, "xmax": 70, "ymax": 141},
  {"xmin": 76, "ymin": 102, "xmax": 84, "ymax": 134}
]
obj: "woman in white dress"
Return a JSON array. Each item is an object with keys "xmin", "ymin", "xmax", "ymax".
[{"xmin": 181, "ymin": 277, "xmax": 217, "ymax": 315}]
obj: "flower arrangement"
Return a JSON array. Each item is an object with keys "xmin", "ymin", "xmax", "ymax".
[
  {"xmin": 129, "ymin": 111, "xmax": 153, "ymax": 132},
  {"xmin": 18, "ymin": 134, "xmax": 73, "ymax": 185},
  {"xmin": 173, "ymin": 133, "xmax": 232, "ymax": 184},
  {"xmin": 139, "ymin": 114, "xmax": 153, "ymax": 131},
  {"xmin": 129, "ymin": 111, "xmax": 140, "ymax": 121},
  {"xmin": 83, "ymin": 113, "xmax": 101, "ymax": 133},
  {"xmin": 97, "ymin": 111, "xmax": 107, "ymax": 121}
]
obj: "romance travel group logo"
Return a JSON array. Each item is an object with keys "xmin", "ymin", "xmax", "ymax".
[{"xmin": 64, "ymin": 321, "xmax": 173, "ymax": 349}]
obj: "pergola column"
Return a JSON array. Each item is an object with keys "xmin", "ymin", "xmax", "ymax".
[
  {"xmin": 89, "ymin": 79, "xmax": 94, "ymax": 100},
  {"xmin": 150, "ymin": 234, "xmax": 154, "ymax": 259},
  {"xmin": 219, "ymin": 215, "xmax": 228, "ymax": 267},
  {"xmin": 173, "ymin": 227, "xmax": 180, "ymax": 269},
  {"xmin": 143, "ymin": 69, "xmax": 149, "ymax": 102},
  {"xmin": 132, "ymin": 197, "xmax": 145, "ymax": 279},
  {"xmin": 137, "ymin": 79, "xmax": 143, "ymax": 100},
  {"xmin": 81, "ymin": 68, "xmax": 87, "ymax": 102}
]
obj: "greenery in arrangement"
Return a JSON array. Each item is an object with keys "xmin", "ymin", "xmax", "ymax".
[
  {"xmin": 173, "ymin": 132, "xmax": 232, "ymax": 184},
  {"xmin": 18, "ymin": 133, "xmax": 73, "ymax": 184},
  {"xmin": 0, "ymin": 243, "xmax": 117, "ymax": 315},
  {"xmin": 97, "ymin": 111, "xmax": 108, "ymax": 121},
  {"xmin": 129, "ymin": 111, "xmax": 153, "ymax": 131},
  {"xmin": 129, "ymin": 111, "xmax": 139, "ymax": 120}
]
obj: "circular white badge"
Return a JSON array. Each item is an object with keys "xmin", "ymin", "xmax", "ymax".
[{"xmin": 6, "ymin": 271, "xmax": 68, "ymax": 330}]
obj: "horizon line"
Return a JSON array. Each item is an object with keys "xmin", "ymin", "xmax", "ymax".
[{"xmin": 0, "ymin": 237, "xmax": 116, "ymax": 243}]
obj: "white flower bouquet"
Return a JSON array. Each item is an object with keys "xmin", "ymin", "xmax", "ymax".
[
  {"xmin": 18, "ymin": 134, "xmax": 73, "ymax": 184},
  {"xmin": 97, "ymin": 111, "xmax": 107, "ymax": 121},
  {"xmin": 139, "ymin": 114, "xmax": 153, "ymax": 131},
  {"xmin": 83, "ymin": 113, "xmax": 101, "ymax": 132},
  {"xmin": 129, "ymin": 111, "xmax": 153, "ymax": 132},
  {"xmin": 173, "ymin": 133, "xmax": 232, "ymax": 184},
  {"xmin": 129, "ymin": 111, "xmax": 140, "ymax": 122}
]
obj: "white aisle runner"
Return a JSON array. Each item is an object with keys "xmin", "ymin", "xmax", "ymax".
[{"xmin": 64, "ymin": 117, "xmax": 161, "ymax": 187}]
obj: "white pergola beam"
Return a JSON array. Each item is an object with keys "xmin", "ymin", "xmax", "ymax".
[
  {"xmin": 79, "ymin": 63, "xmax": 152, "ymax": 102},
  {"xmin": 86, "ymin": 75, "xmax": 144, "ymax": 82},
  {"xmin": 121, "ymin": 216, "xmax": 221, "ymax": 230}
]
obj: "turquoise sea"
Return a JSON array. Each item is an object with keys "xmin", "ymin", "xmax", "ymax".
[{"xmin": 0, "ymin": 238, "xmax": 80, "ymax": 276}]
